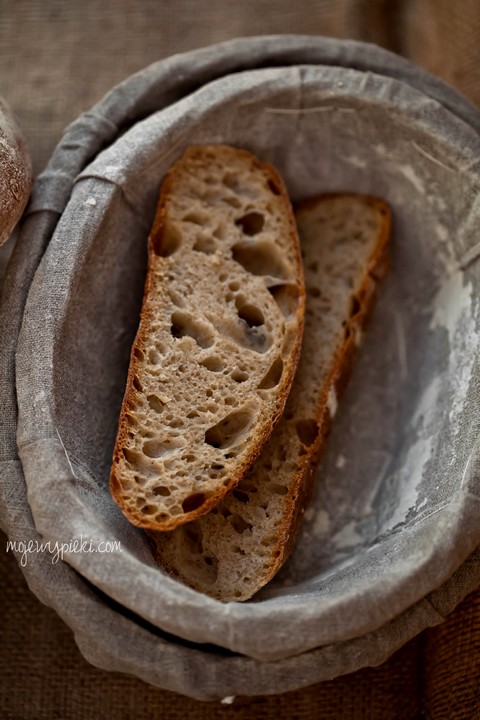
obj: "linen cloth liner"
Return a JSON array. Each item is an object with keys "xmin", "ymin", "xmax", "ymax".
[
  {"xmin": 14, "ymin": 63, "xmax": 480, "ymax": 658},
  {"xmin": 1, "ymin": 36, "xmax": 479, "ymax": 699}
]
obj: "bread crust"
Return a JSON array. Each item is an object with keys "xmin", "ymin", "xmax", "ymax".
[
  {"xmin": 110, "ymin": 145, "xmax": 305, "ymax": 531},
  {"xmin": 0, "ymin": 98, "xmax": 32, "ymax": 246},
  {"xmin": 150, "ymin": 192, "xmax": 391, "ymax": 600},
  {"xmin": 271, "ymin": 194, "xmax": 391, "ymax": 577}
]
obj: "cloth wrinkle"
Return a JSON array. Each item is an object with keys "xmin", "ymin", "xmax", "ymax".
[{"xmin": 1, "ymin": 32, "xmax": 480, "ymax": 702}]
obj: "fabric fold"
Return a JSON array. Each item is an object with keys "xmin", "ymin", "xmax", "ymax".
[{"xmin": 1, "ymin": 35, "xmax": 479, "ymax": 698}]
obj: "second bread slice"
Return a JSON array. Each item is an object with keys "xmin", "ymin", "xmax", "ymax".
[
  {"xmin": 149, "ymin": 193, "xmax": 390, "ymax": 599},
  {"xmin": 110, "ymin": 145, "xmax": 305, "ymax": 532}
]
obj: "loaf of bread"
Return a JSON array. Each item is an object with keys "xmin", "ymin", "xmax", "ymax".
[
  {"xmin": 0, "ymin": 97, "xmax": 32, "ymax": 246},
  {"xmin": 110, "ymin": 145, "xmax": 306, "ymax": 532},
  {"xmin": 149, "ymin": 193, "xmax": 390, "ymax": 600}
]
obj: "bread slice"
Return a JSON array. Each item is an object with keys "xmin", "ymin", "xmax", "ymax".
[
  {"xmin": 149, "ymin": 193, "xmax": 391, "ymax": 600},
  {"xmin": 110, "ymin": 145, "xmax": 305, "ymax": 532},
  {"xmin": 0, "ymin": 97, "xmax": 32, "ymax": 246}
]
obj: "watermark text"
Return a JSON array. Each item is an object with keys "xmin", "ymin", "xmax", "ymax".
[{"xmin": 6, "ymin": 536, "xmax": 122, "ymax": 566}]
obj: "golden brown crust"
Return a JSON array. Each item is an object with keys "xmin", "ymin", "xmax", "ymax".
[
  {"xmin": 110, "ymin": 145, "xmax": 305, "ymax": 532},
  {"xmin": 263, "ymin": 194, "xmax": 391, "ymax": 584},
  {"xmin": 0, "ymin": 98, "xmax": 32, "ymax": 246},
  {"xmin": 148, "ymin": 192, "xmax": 391, "ymax": 601}
]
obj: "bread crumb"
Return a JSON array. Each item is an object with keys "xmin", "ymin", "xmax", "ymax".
[
  {"xmin": 313, "ymin": 509, "xmax": 330, "ymax": 535},
  {"xmin": 327, "ymin": 387, "xmax": 337, "ymax": 417},
  {"xmin": 304, "ymin": 507, "xmax": 315, "ymax": 522},
  {"xmin": 336, "ymin": 454, "xmax": 346, "ymax": 469}
]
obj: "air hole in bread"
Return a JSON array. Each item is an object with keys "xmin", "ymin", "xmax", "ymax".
[
  {"xmin": 182, "ymin": 492, "xmax": 207, "ymax": 514},
  {"xmin": 260, "ymin": 536, "xmax": 275, "ymax": 547},
  {"xmin": 229, "ymin": 514, "xmax": 253, "ymax": 534},
  {"xmin": 308, "ymin": 286, "xmax": 321, "ymax": 298},
  {"xmin": 235, "ymin": 299, "xmax": 265, "ymax": 328},
  {"xmin": 235, "ymin": 211, "xmax": 265, "ymax": 236},
  {"xmin": 232, "ymin": 489, "xmax": 250, "ymax": 504},
  {"xmin": 168, "ymin": 289, "xmax": 185, "ymax": 308},
  {"xmin": 152, "ymin": 485, "xmax": 171, "ymax": 497},
  {"xmin": 244, "ymin": 327, "xmax": 270, "ymax": 353},
  {"xmin": 182, "ymin": 208, "xmax": 210, "ymax": 226},
  {"xmin": 200, "ymin": 355, "xmax": 225, "ymax": 372},
  {"xmin": 231, "ymin": 369, "xmax": 249, "ymax": 383},
  {"xmin": 268, "ymin": 283, "xmax": 299, "ymax": 318},
  {"xmin": 204, "ymin": 409, "xmax": 253, "ymax": 449},
  {"xmin": 193, "ymin": 235, "xmax": 216, "ymax": 254},
  {"xmin": 236, "ymin": 476, "xmax": 258, "ymax": 492},
  {"xmin": 216, "ymin": 314, "xmax": 271, "ymax": 354},
  {"xmin": 213, "ymin": 223, "xmax": 228, "ymax": 241},
  {"xmin": 134, "ymin": 475, "xmax": 147, "ymax": 486},
  {"xmin": 132, "ymin": 376, "xmax": 143, "ymax": 392},
  {"xmin": 295, "ymin": 419, "xmax": 318, "ymax": 446},
  {"xmin": 232, "ymin": 240, "xmax": 287, "ymax": 279},
  {"xmin": 134, "ymin": 347, "xmax": 144, "ymax": 361},
  {"xmin": 223, "ymin": 195, "xmax": 242, "ymax": 209},
  {"xmin": 140, "ymin": 504, "xmax": 157, "ymax": 514},
  {"xmin": 122, "ymin": 448, "xmax": 156, "ymax": 476},
  {"xmin": 152, "ymin": 224, "xmax": 181, "ymax": 257},
  {"xmin": 258, "ymin": 356, "xmax": 284, "ymax": 390},
  {"xmin": 222, "ymin": 172, "xmax": 240, "ymax": 191},
  {"xmin": 143, "ymin": 439, "xmax": 177, "ymax": 458},
  {"xmin": 270, "ymin": 483, "xmax": 289, "ymax": 496},
  {"xmin": 170, "ymin": 311, "xmax": 214, "ymax": 348},
  {"xmin": 233, "ymin": 546, "xmax": 246, "ymax": 556},
  {"xmin": 168, "ymin": 419, "xmax": 184, "ymax": 428},
  {"xmin": 228, "ymin": 281, "xmax": 240, "ymax": 291},
  {"xmin": 147, "ymin": 394, "xmax": 165, "ymax": 413},
  {"xmin": 148, "ymin": 348, "xmax": 162, "ymax": 365}
]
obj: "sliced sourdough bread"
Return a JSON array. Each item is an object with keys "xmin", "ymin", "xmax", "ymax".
[
  {"xmin": 110, "ymin": 145, "xmax": 305, "ymax": 532},
  {"xmin": 149, "ymin": 193, "xmax": 391, "ymax": 600}
]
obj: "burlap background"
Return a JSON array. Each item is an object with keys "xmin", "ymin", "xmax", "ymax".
[{"xmin": 1, "ymin": 1, "xmax": 479, "ymax": 717}]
